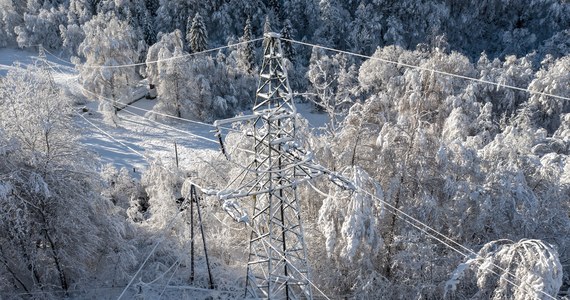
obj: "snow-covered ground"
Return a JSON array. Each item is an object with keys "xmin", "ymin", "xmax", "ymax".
[
  {"xmin": 0, "ymin": 48, "xmax": 329, "ymax": 178},
  {"xmin": 0, "ymin": 47, "xmax": 75, "ymax": 75},
  {"xmin": 77, "ymin": 92, "xmax": 330, "ymax": 180}
]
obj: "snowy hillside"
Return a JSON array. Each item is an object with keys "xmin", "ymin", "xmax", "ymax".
[{"xmin": 1, "ymin": 1, "xmax": 570, "ymax": 299}]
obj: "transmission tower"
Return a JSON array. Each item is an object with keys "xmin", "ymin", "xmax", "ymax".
[
  {"xmin": 215, "ymin": 32, "xmax": 315, "ymax": 299},
  {"xmin": 245, "ymin": 32, "xmax": 312, "ymax": 299}
]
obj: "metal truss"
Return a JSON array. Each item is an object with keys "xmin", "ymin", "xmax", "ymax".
[{"xmin": 215, "ymin": 33, "xmax": 314, "ymax": 299}]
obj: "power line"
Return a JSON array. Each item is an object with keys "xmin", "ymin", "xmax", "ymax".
[
  {"xmin": 76, "ymin": 110, "xmax": 147, "ymax": 158},
  {"xmin": 311, "ymin": 164, "xmax": 556, "ymax": 300},
  {"xmin": 36, "ymin": 36, "xmax": 561, "ymax": 299},
  {"xmin": 31, "ymin": 44, "xmax": 76, "ymax": 67},
  {"xmin": 32, "ymin": 39, "xmax": 255, "ymax": 134},
  {"xmin": 81, "ymin": 37, "xmax": 264, "ymax": 69},
  {"xmin": 284, "ymin": 38, "xmax": 570, "ymax": 103},
  {"xmin": 74, "ymin": 78, "xmax": 241, "ymax": 134},
  {"xmin": 157, "ymin": 260, "xmax": 181, "ymax": 300},
  {"xmin": 37, "ymin": 36, "xmax": 570, "ymax": 106},
  {"xmin": 75, "ymin": 84, "xmax": 221, "ymax": 144},
  {"xmin": 70, "ymin": 105, "xmax": 194, "ymax": 300}
]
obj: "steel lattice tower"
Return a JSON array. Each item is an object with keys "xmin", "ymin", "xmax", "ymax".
[
  {"xmin": 214, "ymin": 32, "xmax": 317, "ymax": 299},
  {"xmin": 244, "ymin": 32, "xmax": 312, "ymax": 299},
  {"xmin": 214, "ymin": 30, "xmax": 361, "ymax": 299}
]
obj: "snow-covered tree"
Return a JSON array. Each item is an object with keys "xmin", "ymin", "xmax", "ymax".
[
  {"xmin": 187, "ymin": 12, "xmax": 208, "ymax": 53},
  {"xmin": 59, "ymin": 22, "xmax": 85, "ymax": 55},
  {"xmin": 154, "ymin": 45, "xmax": 190, "ymax": 118},
  {"xmin": 475, "ymin": 53, "xmax": 535, "ymax": 121},
  {"xmin": 347, "ymin": 2, "xmax": 383, "ymax": 54},
  {"xmin": 316, "ymin": 166, "xmax": 384, "ymax": 294},
  {"xmin": 307, "ymin": 49, "xmax": 357, "ymax": 132},
  {"xmin": 446, "ymin": 239, "xmax": 563, "ymax": 299},
  {"xmin": 0, "ymin": 64, "xmax": 136, "ymax": 295},
  {"xmin": 238, "ymin": 16, "xmax": 255, "ymax": 74},
  {"xmin": 280, "ymin": 18, "xmax": 294, "ymax": 61},
  {"xmin": 282, "ymin": 0, "xmax": 318, "ymax": 41},
  {"xmin": 14, "ymin": 5, "xmax": 67, "ymax": 49},
  {"xmin": 148, "ymin": 29, "xmax": 254, "ymax": 122},
  {"xmin": 155, "ymin": 0, "xmax": 200, "ymax": 36},
  {"xmin": 141, "ymin": 5, "xmax": 156, "ymax": 45},
  {"xmin": 313, "ymin": 0, "xmax": 350, "ymax": 48},
  {"xmin": 77, "ymin": 13, "xmax": 138, "ymax": 124},
  {"xmin": 526, "ymin": 56, "xmax": 570, "ymax": 132},
  {"xmin": 67, "ymin": 0, "xmax": 94, "ymax": 25},
  {"xmin": 538, "ymin": 29, "xmax": 570, "ymax": 60}
]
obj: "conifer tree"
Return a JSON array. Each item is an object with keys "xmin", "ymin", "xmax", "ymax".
[
  {"xmin": 142, "ymin": 7, "xmax": 156, "ymax": 45},
  {"xmin": 281, "ymin": 18, "xmax": 294, "ymax": 61},
  {"xmin": 144, "ymin": 0, "xmax": 159, "ymax": 18},
  {"xmin": 268, "ymin": 0, "xmax": 282, "ymax": 19},
  {"xmin": 187, "ymin": 12, "xmax": 207, "ymax": 53},
  {"xmin": 239, "ymin": 16, "xmax": 255, "ymax": 73}
]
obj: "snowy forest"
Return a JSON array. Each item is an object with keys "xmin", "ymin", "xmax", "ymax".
[{"xmin": 1, "ymin": 0, "xmax": 570, "ymax": 299}]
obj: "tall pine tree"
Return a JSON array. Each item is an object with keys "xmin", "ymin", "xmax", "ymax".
[
  {"xmin": 187, "ymin": 12, "xmax": 207, "ymax": 53},
  {"xmin": 239, "ymin": 16, "xmax": 255, "ymax": 73},
  {"xmin": 281, "ymin": 18, "xmax": 294, "ymax": 61}
]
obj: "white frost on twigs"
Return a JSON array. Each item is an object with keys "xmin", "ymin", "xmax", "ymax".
[{"xmin": 445, "ymin": 239, "xmax": 563, "ymax": 299}]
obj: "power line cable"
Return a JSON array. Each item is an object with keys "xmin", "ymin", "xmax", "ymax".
[
  {"xmin": 75, "ymin": 85, "xmax": 220, "ymax": 144},
  {"xmin": 157, "ymin": 260, "xmax": 181, "ymax": 300},
  {"xmin": 74, "ymin": 79, "xmax": 241, "ymax": 134},
  {"xmin": 36, "ymin": 36, "xmax": 559, "ymax": 299},
  {"xmin": 312, "ymin": 164, "xmax": 556, "ymax": 300},
  {"xmin": 76, "ymin": 111, "xmax": 147, "ymax": 158},
  {"xmin": 81, "ymin": 37, "xmax": 264, "ymax": 69},
  {"xmin": 34, "ymin": 40, "xmax": 254, "ymax": 134},
  {"xmin": 284, "ymin": 38, "xmax": 570, "ymax": 103}
]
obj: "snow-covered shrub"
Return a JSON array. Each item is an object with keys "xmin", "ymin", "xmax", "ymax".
[
  {"xmin": 0, "ymin": 64, "xmax": 137, "ymax": 295},
  {"xmin": 446, "ymin": 239, "xmax": 563, "ymax": 300}
]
